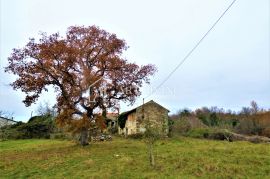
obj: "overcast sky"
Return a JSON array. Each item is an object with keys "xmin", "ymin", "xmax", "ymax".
[{"xmin": 0, "ymin": 0, "xmax": 269, "ymax": 122}]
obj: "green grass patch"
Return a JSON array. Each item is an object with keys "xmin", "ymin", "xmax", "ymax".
[{"xmin": 0, "ymin": 137, "xmax": 269, "ymax": 178}]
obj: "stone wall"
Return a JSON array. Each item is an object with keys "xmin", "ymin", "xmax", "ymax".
[
  {"xmin": 125, "ymin": 112, "xmax": 137, "ymax": 135},
  {"xmin": 122, "ymin": 101, "xmax": 169, "ymax": 136},
  {"xmin": 135, "ymin": 101, "xmax": 169, "ymax": 135}
]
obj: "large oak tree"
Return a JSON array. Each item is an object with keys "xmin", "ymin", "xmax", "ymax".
[{"xmin": 5, "ymin": 26, "xmax": 156, "ymax": 145}]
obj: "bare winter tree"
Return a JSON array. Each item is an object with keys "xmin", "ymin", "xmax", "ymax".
[
  {"xmin": 250, "ymin": 101, "xmax": 259, "ymax": 114},
  {"xmin": 36, "ymin": 101, "xmax": 57, "ymax": 117}
]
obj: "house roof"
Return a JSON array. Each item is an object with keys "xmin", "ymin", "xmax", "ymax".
[
  {"xmin": 0, "ymin": 116, "xmax": 18, "ymax": 123},
  {"xmin": 117, "ymin": 100, "xmax": 169, "ymax": 129},
  {"xmin": 121, "ymin": 100, "xmax": 170, "ymax": 116},
  {"xmin": 97, "ymin": 112, "xmax": 119, "ymax": 123}
]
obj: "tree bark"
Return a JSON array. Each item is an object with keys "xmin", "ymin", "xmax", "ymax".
[{"xmin": 80, "ymin": 127, "xmax": 89, "ymax": 146}]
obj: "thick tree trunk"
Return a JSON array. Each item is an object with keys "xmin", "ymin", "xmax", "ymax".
[{"xmin": 80, "ymin": 127, "xmax": 89, "ymax": 146}]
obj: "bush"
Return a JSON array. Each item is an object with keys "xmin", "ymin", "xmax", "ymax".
[
  {"xmin": 186, "ymin": 128, "xmax": 212, "ymax": 138},
  {"xmin": 169, "ymin": 116, "xmax": 206, "ymax": 137},
  {"xmin": 170, "ymin": 118, "xmax": 191, "ymax": 136},
  {"xmin": 0, "ymin": 115, "xmax": 55, "ymax": 139},
  {"xmin": 0, "ymin": 126, "xmax": 25, "ymax": 140},
  {"xmin": 168, "ymin": 118, "xmax": 174, "ymax": 137},
  {"xmin": 186, "ymin": 128, "xmax": 232, "ymax": 141},
  {"xmin": 235, "ymin": 118, "xmax": 262, "ymax": 135},
  {"xmin": 197, "ymin": 115, "xmax": 210, "ymax": 126},
  {"xmin": 261, "ymin": 127, "xmax": 270, "ymax": 138},
  {"xmin": 208, "ymin": 129, "xmax": 232, "ymax": 141},
  {"xmin": 197, "ymin": 113, "xmax": 221, "ymax": 127}
]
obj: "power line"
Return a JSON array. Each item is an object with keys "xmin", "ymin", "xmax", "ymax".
[{"xmin": 144, "ymin": 0, "xmax": 237, "ymax": 99}]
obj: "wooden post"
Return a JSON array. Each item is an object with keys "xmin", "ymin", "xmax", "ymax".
[{"xmin": 142, "ymin": 98, "xmax": 144, "ymax": 119}]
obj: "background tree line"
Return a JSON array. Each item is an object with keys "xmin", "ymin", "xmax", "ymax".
[{"xmin": 169, "ymin": 101, "xmax": 270, "ymax": 138}]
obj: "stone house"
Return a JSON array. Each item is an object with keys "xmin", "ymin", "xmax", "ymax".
[
  {"xmin": 118, "ymin": 100, "xmax": 170, "ymax": 136},
  {"xmin": 0, "ymin": 116, "xmax": 17, "ymax": 127},
  {"xmin": 105, "ymin": 113, "xmax": 119, "ymax": 128}
]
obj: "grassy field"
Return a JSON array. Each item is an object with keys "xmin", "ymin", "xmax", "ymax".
[{"xmin": 0, "ymin": 137, "xmax": 269, "ymax": 179}]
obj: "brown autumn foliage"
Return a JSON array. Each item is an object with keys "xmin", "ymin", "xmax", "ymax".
[
  {"xmin": 253, "ymin": 112, "xmax": 270, "ymax": 137},
  {"xmin": 171, "ymin": 105, "xmax": 270, "ymax": 138},
  {"xmin": 5, "ymin": 25, "xmax": 156, "ymax": 145}
]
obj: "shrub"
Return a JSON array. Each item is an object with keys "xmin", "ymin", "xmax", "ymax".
[
  {"xmin": 170, "ymin": 118, "xmax": 191, "ymax": 136},
  {"xmin": 168, "ymin": 118, "xmax": 174, "ymax": 137},
  {"xmin": 231, "ymin": 119, "xmax": 239, "ymax": 127},
  {"xmin": 209, "ymin": 113, "xmax": 219, "ymax": 126},
  {"xmin": 261, "ymin": 127, "xmax": 270, "ymax": 138},
  {"xmin": 197, "ymin": 115, "xmax": 210, "ymax": 126},
  {"xmin": 208, "ymin": 129, "xmax": 232, "ymax": 141},
  {"xmin": 186, "ymin": 128, "xmax": 212, "ymax": 138},
  {"xmin": 186, "ymin": 128, "xmax": 232, "ymax": 141},
  {"xmin": 197, "ymin": 113, "xmax": 221, "ymax": 127},
  {"xmin": 169, "ymin": 116, "xmax": 206, "ymax": 137},
  {"xmin": 0, "ymin": 126, "xmax": 25, "ymax": 140},
  {"xmin": 0, "ymin": 115, "xmax": 55, "ymax": 139},
  {"xmin": 235, "ymin": 118, "xmax": 262, "ymax": 135}
]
